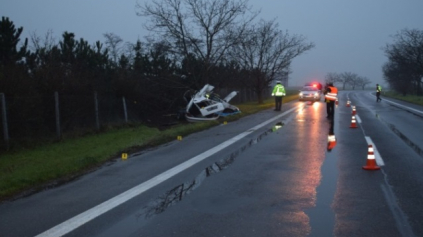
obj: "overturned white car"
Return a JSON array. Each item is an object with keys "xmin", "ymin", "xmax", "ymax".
[{"xmin": 183, "ymin": 84, "xmax": 241, "ymax": 122}]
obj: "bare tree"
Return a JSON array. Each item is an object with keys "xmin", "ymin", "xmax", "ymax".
[
  {"xmin": 103, "ymin": 32, "xmax": 123, "ymax": 64},
  {"xmin": 383, "ymin": 61, "xmax": 413, "ymax": 96},
  {"xmin": 229, "ymin": 19, "xmax": 314, "ymax": 103},
  {"xmin": 326, "ymin": 72, "xmax": 371, "ymax": 90},
  {"xmin": 383, "ymin": 28, "xmax": 423, "ymax": 95},
  {"xmin": 121, "ymin": 41, "xmax": 138, "ymax": 63},
  {"xmin": 339, "ymin": 72, "xmax": 359, "ymax": 90},
  {"xmin": 325, "ymin": 72, "xmax": 341, "ymax": 86},
  {"xmin": 355, "ymin": 76, "xmax": 372, "ymax": 90},
  {"xmin": 136, "ymin": 0, "xmax": 258, "ymax": 88},
  {"xmin": 30, "ymin": 30, "xmax": 56, "ymax": 52},
  {"xmin": 349, "ymin": 73, "xmax": 360, "ymax": 90}
]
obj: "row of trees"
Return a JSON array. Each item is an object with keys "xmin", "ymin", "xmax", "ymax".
[
  {"xmin": 324, "ymin": 72, "xmax": 372, "ymax": 90},
  {"xmin": 383, "ymin": 29, "xmax": 423, "ymax": 96},
  {"xmin": 0, "ymin": 0, "xmax": 314, "ymax": 144},
  {"xmin": 324, "ymin": 28, "xmax": 423, "ymax": 94}
]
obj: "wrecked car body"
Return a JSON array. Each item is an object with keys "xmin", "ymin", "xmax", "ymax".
[{"xmin": 183, "ymin": 84, "xmax": 241, "ymax": 122}]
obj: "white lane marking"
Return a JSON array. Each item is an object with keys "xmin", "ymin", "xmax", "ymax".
[
  {"xmin": 36, "ymin": 105, "xmax": 303, "ymax": 237},
  {"xmin": 365, "ymin": 136, "xmax": 385, "ymax": 166},
  {"xmin": 380, "ymin": 183, "xmax": 416, "ymax": 237},
  {"xmin": 355, "ymin": 114, "xmax": 362, "ymax": 124},
  {"xmin": 384, "ymin": 99, "xmax": 423, "ymax": 115}
]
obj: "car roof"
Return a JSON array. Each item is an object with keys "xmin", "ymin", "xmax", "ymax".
[{"xmin": 301, "ymin": 86, "xmax": 319, "ymax": 91}]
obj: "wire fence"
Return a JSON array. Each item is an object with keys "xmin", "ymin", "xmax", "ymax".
[{"xmin": 0, "ymin": 87, "xmax": 271, "ymax": 151}]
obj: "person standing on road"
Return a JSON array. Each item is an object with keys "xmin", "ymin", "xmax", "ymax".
[
  {"xmin": 324, "ymin": 82, "xmax": 338, "ymax": 119},
  {"xmin": 271, "ymin": 81, "xmax": 286, "ymax": 111},
  {"xmin": 376, "ymin": 84, "xmax": 382, "ymax": 102}
]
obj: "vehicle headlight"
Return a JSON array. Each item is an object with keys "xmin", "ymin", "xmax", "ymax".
[{"xmin": 299, "ymin": 92, "xmax": 303, "ymax": 96}]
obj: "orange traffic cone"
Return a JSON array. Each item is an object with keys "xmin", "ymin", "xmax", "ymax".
[
  {"xmin": 350, "ymin": 115, "xmax": 358, "ymax": 128},
  {"xmin": 352, "ymin": 106, "xmax": 356, "ymax": 115},
  {"xmin": 363, "ymin": 145, "xmax": 380, "ymax": 170},
  {"xmin": 327, "ymin": 134, "xmax": 336, "ymax": 151},
  {"xmin": 346, "ymin": 100, "xmax": 351, "ymax": 107}
]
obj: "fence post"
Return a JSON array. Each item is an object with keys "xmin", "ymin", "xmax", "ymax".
[
  {"xmin": 94, "ymin": 91, "xmax": 100, "ymax": 130},
  {"xmin": 242, "ymin": 88, "xmax": 246, "ymax": 102},
  {"xmin": 54, "ymin": 91, "xmax": 61, "ymax": 139},
  {"xmin": 1, "ymin": 93, "xmax": 9, "ymax": 150},
  {"xmin": 122, "ymin": 96, "xmax": 128, "ymax": 123}
]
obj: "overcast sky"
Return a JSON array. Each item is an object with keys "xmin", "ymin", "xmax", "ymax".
[{"xmin": 2, "ymin": 0, "xmax": 423, "ymax": 87}]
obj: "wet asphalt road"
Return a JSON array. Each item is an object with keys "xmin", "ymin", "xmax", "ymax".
[{"xmin": 1, "ymin": 91, "xmax": 423, "ymax": 237}]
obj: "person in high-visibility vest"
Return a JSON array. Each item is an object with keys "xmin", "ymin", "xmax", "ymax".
[
  {"xmin": 271, "ymin": 81, "xmax": 286, "ymax": 111},
  {"xmin": 324, "ymin": 82, "xmax": 338, "ymax": 119},
  {"xmin": 376, "ymin": 84, "xmax": 382, "ymax": 102}
]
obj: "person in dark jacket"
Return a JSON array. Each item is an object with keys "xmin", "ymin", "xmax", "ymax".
[{"xmin": 324, "ymin": 82, "xmax": 338, "ymax": 119}]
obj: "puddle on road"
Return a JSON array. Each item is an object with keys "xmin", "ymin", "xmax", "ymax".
[
  {"xmin": 375, "ymin": 113, "xmax": 423, "ymax": 158},
  {"xmin": 304, "ymin": 109, "xmax": 337, "ymax": 237},
  {"xmin": 387, "ymin": 123, "xmax": 423, "ymax": 158},
  {"xmin": 305, "ymin": 150, "xmax": 338, "ymax": 237},
  {"xmin": 141, "ymin": 121, "xmax": 285, "ymax": 219}
]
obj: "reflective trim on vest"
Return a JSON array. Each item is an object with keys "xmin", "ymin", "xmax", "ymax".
[
  {"xmin": 274, "ymin": 91, "xmax": 284, "ymax": 96},
  {"xmin": 273, "ymin": 85, "xmax": 285, "ymax": 96},
  {"xmin": 325, "ymin": 92, "xmax": 337, "ymax": 101},
  {"xmin": 325, "ymin": 86, "xmax": 338, "ymax": 101}
]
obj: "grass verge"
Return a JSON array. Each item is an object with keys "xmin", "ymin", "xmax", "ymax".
[{"xmin": 383, "ymin": 91, "xmax": 423, "ymax": 106}]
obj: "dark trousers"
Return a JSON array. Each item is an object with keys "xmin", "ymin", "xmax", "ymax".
[
  {"xmin": 274, "ymin": 96, "xmax": 283, "ymax": 111},
  {"xmin": 376, "ymin": 92, "xmax": 381, "ymax": 102},
  {"xmin": 326, "ymin": 101, "xmax": 335, "ymax": 118}
]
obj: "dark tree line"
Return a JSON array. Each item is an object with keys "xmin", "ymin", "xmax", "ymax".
[
  {"xmin": 0, "ymin": 0, "xmax": 314, "ymax": 144},
  {"xmin": 383, "ymin": 28, "xmax": 423, "ymax": 96}
]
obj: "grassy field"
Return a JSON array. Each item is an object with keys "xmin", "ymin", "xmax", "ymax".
[{"xmin": 0, "ymin": 91, "xmax": 298, "ymax": 201}]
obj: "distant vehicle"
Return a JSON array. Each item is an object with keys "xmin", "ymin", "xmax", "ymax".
[
  {"xmin": 299, "ymin": 86, "xmax": 322, "ymax": 101},
  {"xmin": 304, "ymin": 82, "xmax": 323, "ymax": 90}
]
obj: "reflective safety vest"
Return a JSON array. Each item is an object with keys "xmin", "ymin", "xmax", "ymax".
[
  {"xmin": 325, "ymin": 86, "xmax": 338, "ymax": 101},
  {"xmin": 377, "ymin": 85, "xmax": 382, "ymax": 92},
  {"xmin": 272, "ymin": 84, "xmax": 286, "ymax": 96}
]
